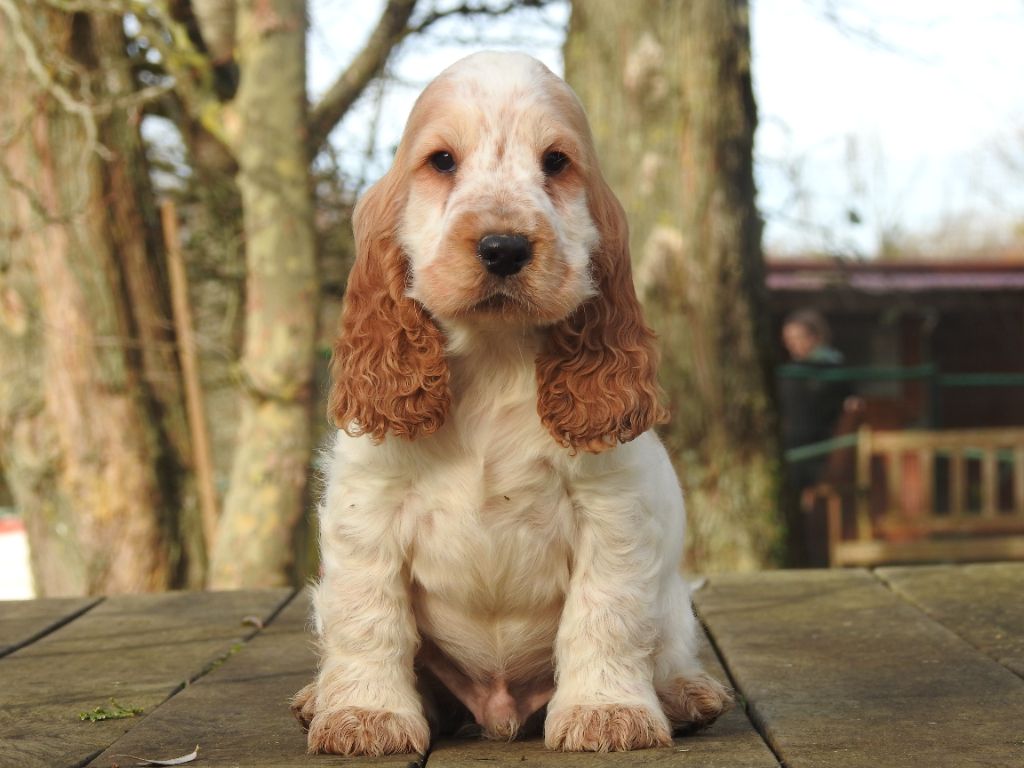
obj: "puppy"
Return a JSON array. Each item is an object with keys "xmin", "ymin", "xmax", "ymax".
[{"xmin": 292, "ymin": 51, "xmax": 731, "ymax": 755}]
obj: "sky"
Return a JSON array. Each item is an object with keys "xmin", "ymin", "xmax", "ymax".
[
  {"xmin": 753, "ymin": 0, "xmax": 1024, "ymax": 256},
  {"xmin": 307, "ymin": 0, "xmax": 1024, "ymax": 258}
]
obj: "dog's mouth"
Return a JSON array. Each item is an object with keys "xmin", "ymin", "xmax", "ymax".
[
  {"xmin": 457, "ymin": 269, "xmax": 586, "ymax": 325},
  {"xmin": 473, "ymin": 293, "xmax": 520, "ymax": 312}
]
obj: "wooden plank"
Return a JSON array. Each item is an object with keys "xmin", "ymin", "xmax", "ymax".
[
  {"xmin": 833, "ymin": 534, "xmax": 1024, "ymax": 566},
  {"xmin": 869, "ymin": 427, "xmax": 1024, "ymax": 451},
  {"xmin": 88, "ymin": 589, "xmax": 422, "ymax": 768},
  {"xmin": 427, "ymin": 631, "xmax": 778, "ymax": 768},
  {"xmin": 877, "ymin": 517, "xmax": 1024, "ymax": 537},
  {"xmin": 694, "ymin": 569, "xmax": 1024, "ymax": 768},
  {"xmin": 0, "ymin": 589, "xmax": 292, "ymax": 768},
  {"xmin": 878, "ymin": 563, "xmax": 1024, "ymax": 679},
  {"xmin": 0, "ymin": 597, "xmax": 100, "ymax": 658}
]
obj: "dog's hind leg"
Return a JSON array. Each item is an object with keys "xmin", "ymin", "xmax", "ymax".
[{"xmin": 653, "ymin": 576, "xmax": 733, "ymax": 733}]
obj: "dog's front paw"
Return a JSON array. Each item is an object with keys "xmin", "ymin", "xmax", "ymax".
[
  {"xmin": 290, "ymin": 682, "xmax": 317, "ymax": 729},
  {"xmin": 544, "ymin": 704, "xmax": 671, "ymax": 752},
  {"xmin": 306, "ymin": 707, "xmax": 430, "ymax": 756},
  {"xmin": 658, "ymin": 673, "xmax": 733, "ymax": 732}
]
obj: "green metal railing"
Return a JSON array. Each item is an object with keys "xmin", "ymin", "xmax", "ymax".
[
  {"xmin": 778, "ymin": 364, "xmax": 937, "ymax": 382},
  {"xmin": 784, "ymin": 433, "xmax": 859, "ymax": 464},
  {"xmin": 778, "ymin": 363, "xmax": 1024, "ymax": 389},
  {"xmin": 780, "ymin": 364, "xmax": 1024, "ymax": 463}
]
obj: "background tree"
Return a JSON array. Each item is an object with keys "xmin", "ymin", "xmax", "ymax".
[
  {"xmin": 0, "ymin": 2, "xmax": 203, "ymax": 592},
  {"xmin": 187, "ymin": 0, "xmax": 319, "ymax": 588},
  {"xmin": 564, "ymin": 0, "xmax": 786, "ymax": 571}
]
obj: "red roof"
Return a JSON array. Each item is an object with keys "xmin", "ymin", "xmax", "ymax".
[{"xmin": 767, "ymin": 259, "xmax": 1024, "ymax": 294}]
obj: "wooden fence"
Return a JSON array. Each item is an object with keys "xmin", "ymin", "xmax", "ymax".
[{"xmin": 824, "ymin": 427, "xmax": 1024, "ymax": 566}]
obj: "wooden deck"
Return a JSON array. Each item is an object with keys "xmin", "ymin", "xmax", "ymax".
[{"xmin": 1, "ymin": 565, "xmax": 1022, "ymax": 768}]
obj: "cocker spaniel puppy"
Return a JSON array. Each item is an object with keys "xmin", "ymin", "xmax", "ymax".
[{"xmin": 293, "ymin": 51, "xmax": 731, "ymax": 755}]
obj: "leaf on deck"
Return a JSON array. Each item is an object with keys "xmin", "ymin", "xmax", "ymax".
[{"xmin": 110, "ymin": 744, "xmax": 199, "ymax": 766}]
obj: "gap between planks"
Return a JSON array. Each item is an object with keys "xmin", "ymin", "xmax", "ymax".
[
  {"xmin": 872, "ymin": 563, "xmax": 1024, "ymax": 681},
  {"xmin": 693, "ymin": 598, "xmax": 788, "ymax": 768},
  {"xmin": 78, "ymin": 589, "xmax": 300, "ymax": 768},
  {"xmin": 0, "ymin": 597, "xmax": 104, "ymax": 659},
  {"xmin": 3, "ymin": 589, "xmax": 299, "ymax": 768}
]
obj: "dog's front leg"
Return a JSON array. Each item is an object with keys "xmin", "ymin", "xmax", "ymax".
[
  {"xmin": 545, "ymin": 490, "xmax": 672, "ymax": 752},
  {"xmin": 297, "ymin": 480, "xmax": 429, "ymax": 756}
]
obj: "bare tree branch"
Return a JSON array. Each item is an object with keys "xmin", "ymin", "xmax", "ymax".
[
  {"xmin": 307, "ymin": 0, "xmax": 556, "ymax": 154},
  {"xmin": 308, "ymin": 0, "xmax": 418, "ymax": 154},
  {"xmin": 133, "ymin": 3, "xmax": 236, "ymax": 154},
  {"xmin": 810, "ymin": 0, "xmax": 932, "ymax": 61},
  {"xmin": 410, "ymin": 0, "xmax": 547, "ymax": 35},
  {"xmin": 0, "ymin": 0, "xmax": 104, "ymax": 158}
]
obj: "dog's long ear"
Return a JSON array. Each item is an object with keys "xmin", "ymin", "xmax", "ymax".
[
  {"xmin": 328, "ymin": 170, "xmax": 451, "ymax": 441},
  {"xmin": 536, "ymin": 177, "xmax": 668, "ymax": 453}
]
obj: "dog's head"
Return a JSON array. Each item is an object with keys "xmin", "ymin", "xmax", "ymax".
[{"xmin": 329, "ymin": 51, "xmax": 667, "ymax": 452}]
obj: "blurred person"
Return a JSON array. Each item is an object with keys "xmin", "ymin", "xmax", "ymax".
[
  {"xmin": 781, "ymin": 309, "xmax": 843, "ymax": 369},
  {"xmin": 774, "ymin": 307, "xmax": 864, "ymax": 565},
  {"xmin": 778, "ymin": 310, "xmax": 862, "ymax": 562}
]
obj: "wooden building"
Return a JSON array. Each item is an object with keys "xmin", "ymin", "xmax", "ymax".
[
  {"xmin": 768, "ymin": 258, "xmax": 1024, "ymax": 566},
  {"xmin": 768, "ymin": 258, "xmax": 1024, "ymax": 429}
]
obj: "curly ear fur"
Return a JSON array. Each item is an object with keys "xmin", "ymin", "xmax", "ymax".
[
  {"xmin": 536, "ymin": 177, "xmax": 669, "ymax": 453},
  {"xmin": 327, "ymin": 171, "xmax": 451, "ymax": 441}
]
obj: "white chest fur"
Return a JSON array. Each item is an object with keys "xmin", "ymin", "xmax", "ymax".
[
  {"xmin": 410, "ymin": 333, "xmax": 576, "ymax": 681},
  {"xmin": 322, "ymin": 328, "xmax": 577, "ymax": 685}
]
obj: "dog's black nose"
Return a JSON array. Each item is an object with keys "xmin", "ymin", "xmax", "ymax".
[{"xmin": 477, "ymin": 234, "xmax": 532, "ymax": 277}]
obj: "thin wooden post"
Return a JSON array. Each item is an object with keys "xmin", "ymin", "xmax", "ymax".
[
  {"xmin": 919, "ymin": 448, "xmax": 934, "ymax": 518},
  {"xmin": 824, "ymin": 486, "xmax": 843, "ymax": 566},
  {"xmin": 889, "ymin": 448, "xmax": 904, "ymax": 519},
  {"xmin": 981, "ymin": 447, "xmax": 998, "ymax": 517},
  {"xmin": 161, "ymin": 200, "xmax": 219, "ymax": 555},
  {"xmin": 855, "ymin": 425, "xmax": 873, "ymax": 541},
  {"xmin": 1014, "ymin": 447, "xmax": 1024, "ymax": 516}
]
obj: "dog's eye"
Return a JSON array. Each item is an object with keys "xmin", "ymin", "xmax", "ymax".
[
  {"xmin": 542, "ymin": 151, "xmax": 569, "ymax": 176},
  {"xmin": 429, "ymin": 151, "xmax": 456, "ymax": 173}
]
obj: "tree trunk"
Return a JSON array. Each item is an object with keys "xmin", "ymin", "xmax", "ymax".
[
  {"xmin": 0, "ymin": 8, "xmax": 198, "ymax": 593},
  {"xmin": 208, "ymin": 0, "xmax": 317, "ymax": 588},
  {"xmin": 565, "ymin": 0, "xmax": 785, "ymax": 571}
]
